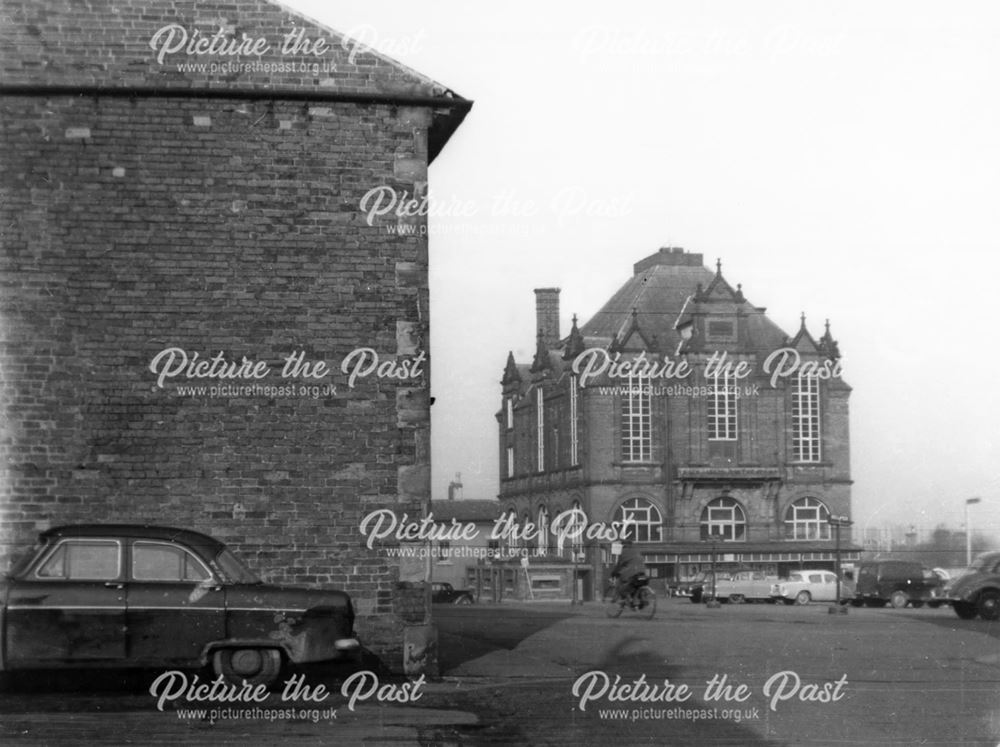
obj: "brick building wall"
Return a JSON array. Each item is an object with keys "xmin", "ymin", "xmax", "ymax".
[{"xmin": 0, "ymin": 0, "xmax": 471, "ymax": 673}]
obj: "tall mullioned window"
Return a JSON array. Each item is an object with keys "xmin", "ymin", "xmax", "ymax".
[
  {"xmin": 792, "ymin": 372, "xmax": 821, "ymax": 461},
  {"xmin": 569, "ymin": 375, "xmax": 579, "ymax": 466},
  {"xmin": 621, "ymin": 373, "xmax": 651, "ymax": 462},
  {"xmin": 537, "ymin": 506, "xmax": 549, "ymax": 556},
  {"xmin": 707, "ymin": 371, "xmax": 738, "ymax": 441},
  {"xmin": 536, "ymin": 388, "xmax": 545, "ymax": 471},
  {"xmin": 506, "ymin": 446, "xmax": 514, "ymax": 478}
]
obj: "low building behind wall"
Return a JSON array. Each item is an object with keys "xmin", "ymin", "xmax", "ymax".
[
  {"xmin": 497, "ymin": 248, "xmax": 859, "ymax": 599},
  {"xmin": 0, "ymin": 0, "xmax": 471, "ymax": 674}
]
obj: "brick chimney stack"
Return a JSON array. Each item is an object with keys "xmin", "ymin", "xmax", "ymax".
[{"xmin": 534, "ymin": 288, "xmax": 561, "ymax": 349}]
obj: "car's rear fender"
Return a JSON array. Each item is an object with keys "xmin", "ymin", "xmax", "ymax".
[{"xmin": 200, "ymin": 628, "xmax": 361, "ymax": 667}]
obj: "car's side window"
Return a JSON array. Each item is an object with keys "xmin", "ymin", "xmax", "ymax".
[
  {"xmin": 132, "ymin": 542, "xmax": 211, "ymax": 582},
  {"xmin": 36, "ymin": 540, "xmax": 121, "ymax": 580}
]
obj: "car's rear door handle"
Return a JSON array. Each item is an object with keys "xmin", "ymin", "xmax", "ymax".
[{"xmin": 104, "ymin": 582, "xmax": 124, "ymax": 589}]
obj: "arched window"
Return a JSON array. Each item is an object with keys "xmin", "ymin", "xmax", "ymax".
[
  {"xmin": 523, "ymin": 512, "xmax": 533, "ymax": 548},
  {"xmin": 613, "ymin": 497, "xmax": 663, "ymax": 543},
  {"xmin": 537, "ymin": 506, "xmax": 550, "ymax": 555},
  {"xmin": 504, "ymin": 507, "xmax": 518, "ymax": 552},
  {"xmin": 784, "ymin": 497, "xmax": 831, "ymax": 540},
  {"xmin": 700, "ymin": 497, "xmax": 746, "ymax": 542}
]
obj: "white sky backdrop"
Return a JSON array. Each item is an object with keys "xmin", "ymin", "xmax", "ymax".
[{"xmin": 286, "ymin": 0, "xmax": 1000, "ymax": 540}]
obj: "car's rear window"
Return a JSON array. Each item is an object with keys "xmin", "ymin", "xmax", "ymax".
[{"xmin": 36, "ymin": 540, "xmax": 121, "ymax": 580}]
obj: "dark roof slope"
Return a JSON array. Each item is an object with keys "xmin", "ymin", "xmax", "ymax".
[{"xmin": 579, "ymin": 249, "xmax": 715, "ymax": 352}]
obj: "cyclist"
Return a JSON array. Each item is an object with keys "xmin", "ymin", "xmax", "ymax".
[{"xmin": 611, "ymin": 538, "xmax": 647, "ymax": 601}]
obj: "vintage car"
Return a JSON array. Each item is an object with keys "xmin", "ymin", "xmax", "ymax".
[
  {"xmin": 712, "ymin": 570, "xmax": 780, "ymax": 603},
  {"xmin": 943, "ymin": 550, "xmax": 1000, "ymax": 620},
  {"xmin": 770, "ymin": 570, "xmax": 855, "ymax": 605},
  {"xmin": 852, "ymin": 559, "xmax": 942, "ymax": 608},
  {"xmin": 0, "ymin": 525, "xmax": 360, "ymax": 686},
  {"xmin": 430, "ymin": 582, "xmax": 475, "ymax": 605},
  {"xmin": 679, "ymin": 566, "xmax": 755, "ymax": 603}
]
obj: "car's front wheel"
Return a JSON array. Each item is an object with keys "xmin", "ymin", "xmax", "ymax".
[
  {"xmin": 213, "ymin": 648, "xmax": 283, "ymax": 687},
  {"xmin": 890, "ymin": 590, "xmax": 909, "ymax": 609},
  {"xmin": 977, "ymin": 590, "xmax": 1000, "ymax": 621},
  {"xmin": 795, "ymin": 590, "xmax": 811, "ymax": 605}
]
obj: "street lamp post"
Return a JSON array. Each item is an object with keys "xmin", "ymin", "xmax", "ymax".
[
  {"xmin": 966, "ymin": 497, "xmax": 982, "ymax": 566},
  {"xmin": 828, "ymin": 515, "xmax": 852, "ymax": 615},
  {"xmin": 706, "ymin": 527, "xmax": 723, "ymax": 609}
]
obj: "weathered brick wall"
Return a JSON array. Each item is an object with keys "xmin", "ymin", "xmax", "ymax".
[
  {"xmin": 0, "ymin": 0, "xmax": 445, "ymax": 96},
  {"xmin": 0, "ymin": 0, "xmax": 469, "ymax": 675},
  {"xmin": 0, "ymin": 93, "xmax": 433, "ymax": 670}
]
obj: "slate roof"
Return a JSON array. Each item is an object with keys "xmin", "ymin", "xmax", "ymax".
[
  {"xmin": 503, "ymin": 246, "xmax": 846, "ymax": 392},
  {"xmin": 580, "ymin": 256, "xmax": 716, "ymax": 352}
]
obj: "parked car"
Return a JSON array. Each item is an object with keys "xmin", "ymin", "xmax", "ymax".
[
  {"xmin": 853, "ymin": 560, "xmax": 943, "ymax": 608},
  {"xmin": 431, "ymin": 582, "xmax": 474, "ymax": 605},
  {"xmin": 679, "ymin": 566, "xmax": 754, "ymax": 603},
  {"xmin": 672, "ymin": 572, "xmax": 711, "ymax": 600},
  {"xmin": 0, "ymin": 524, "xmax": 360, "ymax": 686},
  {"xmin": 771, "ymin": 570, "xmax": 854, "ymax": 605},
  {"xmin": 943, "ymin": 551, "xmax": 1000, "ymax": 620},
  {"xmin": 712, "ymin": 570, "xmax": 779, "ymax": 603}
]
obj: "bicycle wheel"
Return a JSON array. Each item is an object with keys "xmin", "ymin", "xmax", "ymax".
[{"xmin": 637, "ymin": 586, "xmax": 656, "ymax": 619}]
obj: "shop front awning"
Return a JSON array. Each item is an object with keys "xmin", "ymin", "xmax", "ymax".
[{"xmin": 640, "ymin": 541, "xmax": 863, "ymax": 565}]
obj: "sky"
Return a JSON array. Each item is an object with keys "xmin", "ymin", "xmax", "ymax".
[{"xmin": 285, "ymin": 0, "xmax": 1000, "ymax": 539}]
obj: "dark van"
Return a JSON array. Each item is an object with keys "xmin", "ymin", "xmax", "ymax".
[{"xmin": 854, "ymin": 560, "xmax": 942, "ymax": 608}]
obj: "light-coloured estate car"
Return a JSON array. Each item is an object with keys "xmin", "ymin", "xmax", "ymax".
[{"xmin": 771, "ymin": 570, "xmax": 854, "ymax": 605}]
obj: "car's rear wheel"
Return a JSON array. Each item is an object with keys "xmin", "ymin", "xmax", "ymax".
[
  {"xmin": 977, "ymin": 590, "xmax": 1000, "ymax": 621},
  {"xmin": 954, "ymin": 601, "xmax": 978, "ymax": 619},
  {"xmin": 890, "ymin": 590, "xmax": 909, "ymax": 609},
  {"xmin": 213, "ymin": 648, "xmax": 282, "ymax": 687},
  {"xmin": 729, "ymin": 594, "xmax": 745, "ymax": 604},
  {"xmin": 795, "ymin": 590, "xmax": 811, "ymax": 605}
]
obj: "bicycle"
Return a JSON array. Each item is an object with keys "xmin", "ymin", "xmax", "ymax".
[{"xmin": 605, "ymin": 573, "xmax": 656, "ymax": 619}]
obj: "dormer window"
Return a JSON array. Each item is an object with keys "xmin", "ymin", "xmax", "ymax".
[{"xmin": 705, "ymin": 318, "xmax": 736, "ymax": 343}]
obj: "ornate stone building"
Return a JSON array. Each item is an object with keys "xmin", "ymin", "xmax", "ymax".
[{"xmin": 497, "ymin": 248, "xmax": 855, "ymax": 598}]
